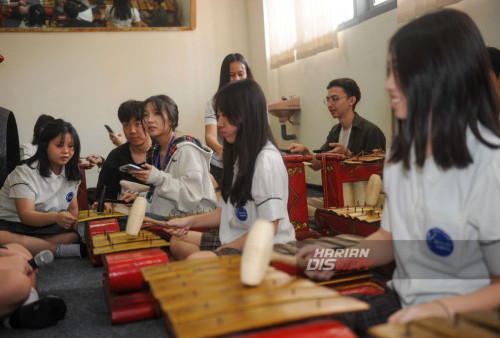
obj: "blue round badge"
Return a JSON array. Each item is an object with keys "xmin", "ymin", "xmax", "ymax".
[
  {"xmin": 426, "ymin": 227, "xmax": 453, "ymax": 257},
  {"xmin": 235, "ymin": 207, "xmax": 248, "ymax": 221},
  {"xmin": 66, "ymin": 192, "xmax": 74, "ymax": 203}
]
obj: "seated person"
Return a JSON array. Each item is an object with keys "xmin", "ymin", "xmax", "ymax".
[
  {"xmin": 2, "ymin": 0, "xmax": 29, "ymax": 26},
  {"xmin": 126, "ymin": 94, "xmax": 218, "ymax": 218},
  {"xmin": 63, "ymin": 0, "xmax": 93, "ymax": 27},
  {"xmin": 205, "ymin": 53, "xmax": 254, "ymax": 186},
  {"xmin": 298, "ymin": 9, "xmax": 500, "ymax": 335},
  {"xmin": 104, "ymin": 0, "xmax": 146, "ymax": 27},
  {"xmin": 20, "ymin": 114, "xmax": 55, "ymax": 161},
  {"xmin": 0, "ymin": 119, "xmax": 84, "ymax": 258},
  {"xmin": 18, "ymin": 4, "xmax": 46, "ymax": 28},
  {"xmin": 74, "ymin": 0, "xmax": 93, "ymax": 23},
  {"xmin": 141, "ymin": 0, "xmax": 169, "ymax": 27},
  {"xmin": 53, "ymin": 0, "xmax": 92, "ymax": 24},
  {"xmin": 92, "ymin": 100, "xmax": 152, "ymax": 212},
  {"xmin": 0, "ymin": 243, "xmax": 66, "ymax": 329},
  {"xmin": 162, "ymin": 79, "xmax": 296, "ymax": 260},
  {"xmin": 288, "ymin": 78, "xmax": 386, "ymax": 170}
]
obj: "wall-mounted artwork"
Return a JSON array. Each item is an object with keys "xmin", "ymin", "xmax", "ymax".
[{"xmin": 0, "ymin": 0, "xmax": 195, "ymax": 31}]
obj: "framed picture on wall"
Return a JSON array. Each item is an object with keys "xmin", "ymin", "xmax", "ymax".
[{"xmin": 0, "ymin": 0, "xmax": 195, "ymax": 31}]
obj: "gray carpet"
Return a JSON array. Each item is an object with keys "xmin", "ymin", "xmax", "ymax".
[
  {"xmin": 1, "ymin": 244, "xmax": 168, "ymax": 337},
  {"xmin": 1, "ymin": 186, "xmax": 324, "ymax": 337}
]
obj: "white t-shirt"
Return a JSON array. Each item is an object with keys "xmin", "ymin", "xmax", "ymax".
[
  {"xmin": 19, "ymin": 143, "xmax": 37, "ymax": 160},
  {"xmin": 105, "ymin": 6, "xmax": 141, "ymax": 27},
  {"xmin": 204, "ymin": 101, "xmax": 223, "ymax": 168},
  {"xmin": 218, "ymin": 141, "xmax": 296, "ymax": 245},
  {"xmin": 382, "ymin": 125, "xmax": 500, "ymax": 308},
  {"xmin": 0, "ymin": 162, "xmax": 80, "ymax": 222},
  {"xmin": 78, "ymin": 8, "xmax": 93, "ymax": 23}
]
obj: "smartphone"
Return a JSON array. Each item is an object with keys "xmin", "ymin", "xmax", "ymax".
[
  {"xmin": 119, "ymin": 164, "xmax": 146, "ymax": 173},
  {"xmin": 104, "ymin": 124, "xmax": 114, "ymax": 134},
  {"xmin": 313, "ymin": 147, "xmax": 334, "ymax": 153}
]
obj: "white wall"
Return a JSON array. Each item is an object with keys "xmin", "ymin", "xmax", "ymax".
[
  {"xmin": 0, "ymin": 0, "xmax": 250, "ymax": 187},
  {"xmin": 260, "ymin": 0, "xmax": 500, "ymax": 185},
  {"xmin": 1, "ymin": 0, "xmax": 499, "ymax": 188}
]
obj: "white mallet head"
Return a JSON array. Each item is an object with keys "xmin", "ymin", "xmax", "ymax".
[
  {"xmin": 126, "ymin": 196, "xmax": 147, "ymax": 236},
  {"xmin": 240, "ymin": 219, "xmax": 275, "ymax": 286},
  {"xmin": 365, "ymin": 174, "xmax": 382, "ymax": 207}
]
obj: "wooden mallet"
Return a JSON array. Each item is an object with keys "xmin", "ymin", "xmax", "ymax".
[
  {"xmin": 240, "ymin": 219, "xmax": 308, "ymax": 286},
  {"xmin": 125, "ymin": 197, "xmax": 183, "ymax": 235},
  {"xmin": 365, "ymin": 174, "xmax": 382, "ymax": 207},
  {"xmin": 125, "ymin": 196, "xmax": 147, "ymax": 236}
]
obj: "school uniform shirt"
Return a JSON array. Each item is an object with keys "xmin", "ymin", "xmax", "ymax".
[
  {"xmin": 146, "ymin": 140, "xmax": 218, "ymax": 217},
  {"xmin": 105, "ymin": 6, "xmax": 141, "ymax": 27},
  {"xmin": 219, "ymin": 141, "xmax": 296, "ymax": 245},
  {"xmin": 382, "ymin": 125, "xmax": 500, "ymax": 308},
  {"xmin": 204, "ymin": 101, "xmax": 223, "ymax": 169},
  {"xmin": 0, "ymin": 162, "xmax": 80, "ymax": 222},
  {"xmin": 19, "ymin": 142, "xmax": 37, "ymax": 160}
]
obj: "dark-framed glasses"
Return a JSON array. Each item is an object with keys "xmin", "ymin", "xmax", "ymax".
[{"xmin": 323, "ymin": 95, "xmax": 344, "ymax": 105}]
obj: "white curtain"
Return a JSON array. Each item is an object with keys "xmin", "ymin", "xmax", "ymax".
[
  {"xmin": 295, "ymin": 0, "xmax": 338, "ymax": 60},
  {"xmin": 266, "ymin": 0, "xmax": 296, "ymax": 69},
  {"xmin": 397, "ymin": 0, "xmax": 462, "ymax": 22},
  {"xmin": 266, "ymin": 0, "xmax": 340, "ymax": 69}
]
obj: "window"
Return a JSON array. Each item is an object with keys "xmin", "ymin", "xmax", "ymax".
[
  {"xmin": 373, "ymin": 0, "xmax": 391, "ymax": 6},
  {"xmin": 338, "ymin": 0, "xmax": 396, "ymax": 31},
  {"xmin": 265, "ymin": 0, "xmax": 396, "ymax": 69}
]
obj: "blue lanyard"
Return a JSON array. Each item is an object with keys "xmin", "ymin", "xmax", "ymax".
[{"xmin": 155, "ymin": 133, "xmax": 176, "ymax": 170}]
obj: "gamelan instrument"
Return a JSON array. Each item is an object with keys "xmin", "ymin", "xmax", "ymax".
[
  {"xmin": 93, "ymin": 228, "xmax": 168, "ymax": 325},
  {"xmin": 317, "ymin": 152, "xmax": 384, "ymax": 209},
  {"xmin": 141, "ymin": 255, "xmax": 369, "ymax": 337},
  {"xmin": 103, "ymin": 248, "xmax": 169, "ymax": 324},
  {"xmin": 315, "ymin": 205, "xmax": 383, "ymax": 237},
  {"xmin": 92, "ymin": 230, "xmax": 169, "ymax": 256},
  {"xmin": 80, "ymin": 198, "xmax": 170, "ymax": 325},
  {"xmin": 237, "ymin": 319, "xmax": 358, "ymax": 338},
  {"xmin": 272, "ymin": 232, "xmax": 390, "ymax": 296},
  {"xmin": 241, "ymin": 219, "xmax": 389, "ymax": 296},
  {"xmin": 83, "ymin": 215, "xmax": 122, "ymax": 267},
  {"xmin": 369, "ymin": 308, "xmax": 500, "ymax": 338},
  {"xmin": 273, "ymin": 232, "xmax": 366, "ymax": 256},
  {"xmin": 314, "ymin": 150, "xmax": 385, "ymax": 237},
  {"xmin": 77, "ymin": 162, "xmax": 95, "ymax": 209},
  {"xmin": 78, "ymin": 209, "xmax": 125, "ymax": 223},
  {"xmin": 283, "ymin": 154, "xmax": 323, "ymax": 240}
]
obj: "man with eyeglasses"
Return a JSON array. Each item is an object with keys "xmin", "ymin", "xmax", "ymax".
[{"xmin": 288, "ymin": 78, "xmax": 385, "ymax": 170}]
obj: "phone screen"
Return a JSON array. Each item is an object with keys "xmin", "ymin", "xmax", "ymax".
[{"xmin": 119, "ymin": 164, "xmax": 146, "ymax": 174}]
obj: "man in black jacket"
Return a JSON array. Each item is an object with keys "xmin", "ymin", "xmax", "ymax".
[{"xmin": 288, "ymin": 78, "xmax": 386, "ymax": 170}]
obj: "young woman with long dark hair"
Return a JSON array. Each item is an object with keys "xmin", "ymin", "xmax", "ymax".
[
  {"xmin": 166, "ymin": 79, "xmax": 295, "ymax": 260},
  {"xmin": 299, "ymin": 9, "xmax": 500, "ymax": 334},
  {"xmin": 127, "ymin": 95, "xmax": 218, "ymax": 218},
  {"xmin": 204, "ymin": 53, "xmax": 254, "ymax": 185},
  {"xmin": 0, "ymin": 119, "xmax": 84, "ymax": 258},
  {"xmin": 105, "ymin": 0, "xmax": 146, "ymax": 27}
]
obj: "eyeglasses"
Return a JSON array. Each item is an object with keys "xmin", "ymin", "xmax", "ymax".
[{"xmin": 323, "ymin": 95, "xmax": 345, "ymax": 105}]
